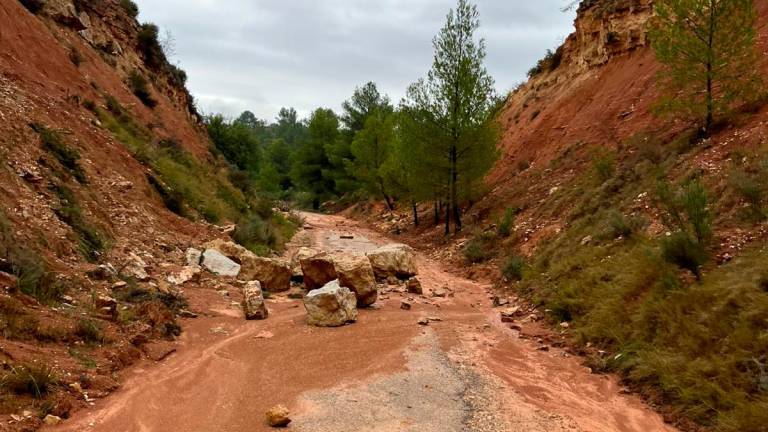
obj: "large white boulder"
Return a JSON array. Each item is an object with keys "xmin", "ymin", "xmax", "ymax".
[
  {"xmin": 242, "ymin": 281, "xmax": 268, "ymax": 320},
  {"xmin": 201, "ymin": 249, "xmax": 240, "ymax": 277},
  {"xmin": 366, "ymin": 244, "xmax": 418, "ymax": 280},
  {"xmin": 333, "ymin": 253, "xmax": 378, "ymax": 307},
  {"xmin": 303, "ymin": 280, "xmax": 358, "ymax": 327}
]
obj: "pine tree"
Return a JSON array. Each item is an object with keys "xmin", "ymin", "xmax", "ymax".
[
  {"xmin": 650, "ymin": 0, "xmax": 762, "ymax": 132},
  {"xmin": 290, "ymin": 108, "xmax": 339, "ymax": 209},
  {"xmin": 400, "ymin": 0, "xmax": 499, "ymax": 234},
  {"xmin": 348, "ymin": 109, "xmax": 397, "ymax": 210}
]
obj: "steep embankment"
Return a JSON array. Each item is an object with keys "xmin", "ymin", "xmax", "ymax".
[
  {"xmin": 357, "ymin": 1, "xmax": 768, "ymax": 431},
  {"xmin": 0, "ymin": 1, "xmax": 252, "ymax": 428}
]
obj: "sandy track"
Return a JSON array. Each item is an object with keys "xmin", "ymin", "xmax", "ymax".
[{"xmin": 51, "ymin": 213, "xmax": 675, "ymax": 432}]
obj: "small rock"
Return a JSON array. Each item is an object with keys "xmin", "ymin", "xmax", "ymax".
[
  {"xmin": 242, "ymin": 281, "xmax": 269, "ymax": 320},
  {"xmin": 266, "ymin": 405, "xmax": 291, "ymax": 428},
  {"xmin": 509, "ymin": 323, "xmax": 523, "ymax": 331},
  {"xmin": 401, "ymin": 301, "xmax": 412, "ymax": 311},
  {"xmin": 167, "ymin": 266, "xmax": 201, "ymax": 285},
  {"xmin": 537, "ymin": 345, "xmax": 550, "ymax": 352},
  {"xmin": 254, "ymin": 330, "xmax": 274, "ymax": 339},
  {"xmin": 559, "ymin": 322, "xmax": 570, "ymax": 329},
  {"xmin": 43, "ymin": 415, "xmax": 62, "ymax": 426},
  {"xmin": 406, "ymin": 277, "xmax": 423, "ymax": 295},
  {"xmin": 179, "ymin": 310, "xmax": 198, "ymax": 319},
  {"xmin": 417, "ymin": 318, "xmax": 430, "ymax": 326},
  {"xmin": 431, "ymin": 288, "xmax": 447, "ymax": 298},
  {"xmin": 112, "ymin": 281, "xmax": 128, "ymax": 289},
  {"xmin": 95, "ymin": 294, "xmax": 117, "ymax": 309},
  {"xmin": 500, "ymin": 307, "xmax": 520, "ymax": 322},
  {"xmin": 492, "ymin": 296, "xmax": 509, "ymax": 307}
]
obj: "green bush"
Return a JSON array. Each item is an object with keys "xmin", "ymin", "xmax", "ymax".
[
  {"xmin": 0, "ymin": 211, "xmax": 63, "ymax": 303},
  {"xmin": 593, "ymin": 152, "xmax": 616, "ymax": 183},
  {"xmin": 463, "ymin": 232, "xmax": 496, "ymax": 264},
  {"xmin": 128, "ymin": 71, "xmax": 157, "ymax": 108},
  {"xmin": 32, "ymin": 124, "xmax": 87, "ymax": 183},
  {"xmin": 604, "ymin": 211, "xmax": 646, "ymax": 239},
  {"xmin": 501, "ymin": 254, "xmax": 525, "ymax": 281},
  {"xmin": 233, "ymin": 213, "xmax": 278, "ymax": 256},
  {"xmin": 1, "ymin": 363, "xmax": 58, "ymax": 399},
  {"xmin": 119, "ymin": 0, "xmax": 139, "ymax": 18},
  {"xmin": 527, "ymin": 47, "xmax": 564, "ymax": 78},
  {"xmin": 497, "ymin": 208, "xmax": 515, "ymax": 237},
  {"xmin": 137, "ymin": 23, "xmax": 166, "ymax": 70},
  {"xmin": 74, "ymin": 319, "xmax": 104, "ymax": 344},
  {"xmin": 656, "ymin": 179, "xmax": 712, "ymax": 278},
  {"xmin": 730, "ymin": 159, "xmax": 767, "ymax": 221},
  {"xmin": 51, "ymin": 185, "xmax": 106, "ymax": 262}
]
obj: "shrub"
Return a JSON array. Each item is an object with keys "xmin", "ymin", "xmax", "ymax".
[
  {"xmin": 497, "ymin": 208, "xmax": 515, "ymax": 237},
  {"xmin": 74, "ymin": 319, "xmax": 105, "ymax": 344},
  {"xmin": 32, "ymin": 124, "xmax": 87, "ymax": 183},
  {"xmin": 51, "ymin": 185, "xmax": 106, "ymax": 262},
  {"xmin": 19, "ymin": 0, "xmax": 46, "ymax": 14},
  {"xmin": 137, "ymin": 23, "xmax": 166, "ymax": 70},
  {"xmin": 527, "ymin": 47, "xmax": 564, "ymax": 78},
  {"xmin": 656, "ymin": 180, "xmax": 712, "ymax": 279},
  {"xmin": 463, "ymin": 232, "xmax": 495, "ymax": 264},
  {"xmin": 128, "ymin": 71, "xmax": 157, "ymax": 108},
  {"xmin": 0, "ymin": 211, "xmax": 63, "ymax": 303},
  {"xmin": 119, "ymin": 0, "xmax": 139, "ymax": 18},
  {"xmin": 604, "ymin": 211, "xmax": 646, "ymax": 239},
  {"xmin": 1, "ymin": 363, "xmax": 58, "ymax": 399},
  {"xmin": 502, "ymin": 254, "xmax": 525, "ymax": 281},
  {"xmin": 233, "ymin": 213, "xmax": 278, "ymax": 256},
  {"xmin": 593, "ymin": 152, "xmax": 616, "ymax": 183},
  {"xmin": 0, "ymin": 297, "xmax": 38, "ymax": 340},
  {"xmin": 147, "ymin": 174, "xmax": 185, "ymax": 216},
  {"xmin": 730, "ymin": 160, "xmax": 767, "ymax": 221}
]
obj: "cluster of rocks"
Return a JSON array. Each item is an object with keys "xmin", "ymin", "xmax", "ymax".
[{"xmin": 189, "ymin": 239, "xmax": 419, "ymax": 328}]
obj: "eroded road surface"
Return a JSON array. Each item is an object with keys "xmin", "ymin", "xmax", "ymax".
[{"xmin": 53, "ymin": 213, "xmax": 676, "ymax": 432}]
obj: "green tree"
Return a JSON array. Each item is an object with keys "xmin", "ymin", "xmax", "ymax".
[
  {"xmin": 205, "ymin": 114, "xmax": 261, "ymax": 172},
  {"xmin": 341, "ymin": 82, "xmax": 393, "ymax": 133},
  {"xmin": 291, "ymin": 108, "xmax": 339, "ymax": 209},
  {"xmin": 650, "ymin": 0, "xmax": 761, "ymax": 132},
  {"xmin": 400, "ymin": 0, "xmax": 499, "ymax": 234},
  {"xmin": 348, "ymin": 109, "xmax": 398, "ymax": 210}
]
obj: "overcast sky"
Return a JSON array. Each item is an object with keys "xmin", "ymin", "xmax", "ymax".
[{"xmin": 133, "ymin": 1, "xmax": 577, "ymax": 122}]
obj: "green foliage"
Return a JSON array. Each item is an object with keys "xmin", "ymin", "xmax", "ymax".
[
  {"xmin": 401, "ymin": 0, "xmax": 500, "ymax": 233},
  {"xmin": 97, "ymin": 97, "xmax": 246, "ymax": 223},
  {"xmin": 119, "ymin": 0, "xmax": 139, "ymax": 18},
  {"xmin": 604, "ymin": 211, "xmax": 646, "ymax": 239},
  {"xmin": 33, "ymin": 124, "xmax": 87, "ymax": 183},
  {"xmin": 656, "ymin": 180, "xmax": 712, "ymax": 278},
  {"xmin": 463, "ymin": 231, "xmax": 496, "ymax": 264},
  {"xmin": 1, "ymin": 363, "xmax": 58, "ymax": 399},
  {"xmin": 501, "ymin": 254, "xmax": 525, "ymax": 281},
  {"xmin": 730, "ymin": 157, "xmax": 767, "ymax": 221},
  {"xmin": 137, "ymin": 23, "xmax": 166, "ymax": 70},
  {"xmin": 232, "ymin": 213, "xmax": 278, "ymax": 256},
  {"xmin": 51, "ymin": 184, "xmax": 106, "ymax": 262},
  {"xmin": 128, "ymin": 71, "xmax": 157, "ymax": 108},
  {"xmin": 348, "ymin": 109, "xmax": 398, "ymax": 209},
  {"xmin": 74, "ymin": 319, "xmax": 105, "ymax": 345},
  {"xmin": 290, "ymin": 108, "xmax": 339, "ymax": 209},
  {"xmin": 527, "ymin": 47, "xmax": 563, "ymax": 78},
  {"xmin": 205, "ymin": 114, "xmax": 261, "ymax": 172},
  {"xmin": 497, "ymin": 208, "xmax": 515, "ymax": 237},
  {"xmin": 650, "ymin": 0, "xmax": 762, "ymax": 130},
  {"xmin": 592, "ymin": 151, "xmax": 615, "ymax": 183},
  {"xmin": 0, "ymin": 211, "xmax": 63, "ymax": 303}
]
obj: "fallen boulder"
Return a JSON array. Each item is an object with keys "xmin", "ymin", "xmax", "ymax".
[
  {"xmin": 290, "ymin": 247, "xmax": 320, "ymax": 279},
  {"xmin": 203, "ymin": 238, "xmax": 250, "ymax": 259},
  {"xmin": 300, "ymin": 252, "xmax": 338, "ymax": 290},
  {"xmin": 242, "ymin": 281, "xmax": 268, "ymax": 320},
  {"xmin": 366, "ymin": 244, "xmax": 418, "ymax": 280},
  {"xmin": 303, "ymin": 280, "xmax": 357, "ymax": 327},
  {"xmin": 121, "ymin": 253, "xmax": 150, "ymax": 281},
  {"xmin": 201, "ymin": 249, "xmax": 241, "ymax": 277},
  {"xmin": 185, "ymin": 248, "xmax": 202, "ymax": 267},
  {"xmin": 333, "ymin": 253, "xmax": 377, "ymax": 307},
  {"xmin": 167, "ymin": 266, "xmax": 201, "ymax": 285},
  {"xmin": 239, "ymin": 256, "xmax": 292, "ymax": 292}
]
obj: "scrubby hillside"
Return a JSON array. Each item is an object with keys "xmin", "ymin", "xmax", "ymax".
[
  {"xmin": 0, "ymin": 1, "xmax": 296, "ymax": 428},
  {"xmin": 360, "ymin": 1, "xmax": 768, "ymax": 430}
]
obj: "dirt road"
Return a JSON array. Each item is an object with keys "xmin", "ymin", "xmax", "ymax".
[{"xmin": 53, "ymin": 213, "xmax": 675, "ymax": 432}]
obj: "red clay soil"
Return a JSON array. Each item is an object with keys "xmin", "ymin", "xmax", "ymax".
[{"xmin": 51, "ymin": 213, "xmax": 676, "ymax": 432}]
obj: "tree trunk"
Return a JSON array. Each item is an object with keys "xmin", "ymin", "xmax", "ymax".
[
  {"xmin": 705, "ymin": 1, "xmax": 715, "ymax": 133},
  {"xmin": 450, "ymin": 144, "xmax": 461, "ymax": 233},
  {"xmin": 378, "ymin": 179, "xmax": 394, "ymax": 211},
  {"xmin": 434, "ymin": 201, "xmax": 440, "ymax": 226},
  {"xmin": 412, "ymin": 200, "xmax": 419, "ymax": 227},
  {"xmin": 444, "ymin": 202, "xmax": 451, "ymax": 236}
]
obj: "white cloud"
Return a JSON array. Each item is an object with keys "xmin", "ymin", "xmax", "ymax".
[{"xmin": 134, "ymin": 0, "xmax": 576, "ymax": 120}]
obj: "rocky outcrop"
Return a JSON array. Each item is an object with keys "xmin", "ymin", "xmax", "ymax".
[
  {"xmin": 366, "ymin": 244, "xmax": 418, "ymax": 280},
  {"xmin": 121, "ymin": 253, "xmax": 150, "ymax": 281},
  {"xmin": 242, "ymin": 281, "xmax": 268, "ymax": 320},
  {"xmin": 201, "ymin": 249, "xmax": 240, "ymax": 277},
  {"xmin": 239, "ymin": 256, "xmax": 292, "ymax": 292},
  {"xmin": 303, "ymin": 281, "xmax": 358, "ymax": 327},
  {"xmin": 300, "ymin": 252, "xmax": 338, "ymax": 290},
  {"xmin": 333, "ymin": 253, "xmax": 378, "ymax": 307}
]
